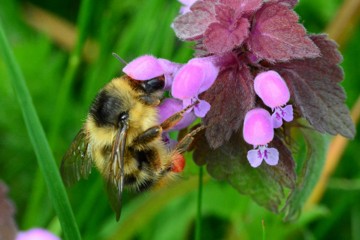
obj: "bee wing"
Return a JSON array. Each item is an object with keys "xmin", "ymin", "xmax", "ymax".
[
  {"xmin": 60, "ymin": 129, "xmax": 93, "ymax": 186},
  {"xmin": 105, "ymin": 123, "xmax": 128, "ymax": 221}
]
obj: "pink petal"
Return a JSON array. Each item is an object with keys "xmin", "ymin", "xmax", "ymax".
[
  {"xmin": 162, "ymin": 132, "xmax": 178, "ymax": 150},
  {"xmin": 188, "ymin": 57, "xmax": 219, "ymax": 93},
  {"xmin": 16, "ymin": 229, "xmax": 60, "ymax": 240},
  {"xmin": 178, "ymin": 0, "xmax": 197, "ymax": 14},
  {"xmin": 123, "ymin": 55, "xmax": 163, "ymax": 80},
  {"xmin": 247, "ymin": 149, "xmax": 263, "ymax": 168},
  {"xmin": 254, "ymin": 70, "xmax": 290, "ymax": 108},
  {"xmin": 172, "ymin": 64, "xmax": 204, "ymax": 99},
  {"xmin": 271, "ymin": 112, "xmax": 283, "ymax": 128},
  {"xmin": 158, "ymin": 98, "xmax": 197, "ymax": 130},
  {"xmin": 243, "ymin": 108, "xmax": 274, "ymax": 145},
  {"xmin": 194, "ymin": 99, "xmax": 211, "ymax": 118},
  {"xmin": 282, "ymin": 104, "xmax": 294, "ymax": 122},
  {"xmin": 158, "ymin": 58, "xmax": 181, "ymax": 90},
  {"xmin": 263, "ymin": 147, "xmax": 279, "ymax": 166}
]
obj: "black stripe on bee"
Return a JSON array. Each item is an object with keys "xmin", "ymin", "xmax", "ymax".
[
  {"xmin": 137, "ymin": 178, "xmax": 155, "ymax": 192},
  {"xmin": 90, "ymin": 90, "xmax": 123, "ymax": 127}
]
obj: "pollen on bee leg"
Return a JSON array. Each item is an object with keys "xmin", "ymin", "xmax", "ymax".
[{"xmin": 171, "ymin": 152, "xmax": 186, "ymax": 173}]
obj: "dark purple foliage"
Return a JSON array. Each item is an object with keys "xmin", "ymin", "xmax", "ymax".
[
  {"xmin": 204, "ymin": 7, "xmax": 250, "ymax": 53},
  {"xmin": 272, "ymin": 35, "xmax": 355, "ymax": 138},
  {"xmin": 247, "ymin": 3, "xmax": 320, "ymax": 62},
  {"xmin": 202, "ymin": 63, "xmax": 255, "ymax": 148},
  {"xmin": 268, "ymin": 0, "xmax": 299, "ymax": 8},
  {"xmin": 172, "ymin": 1, "xmax": 216, "ymax": 40},
  {"xmin": 171, "ymin": 0, "xmax": 355, "ymax": 218},
  {"xmin": 192, "ymin": 130, "xmax": 296, "ymax": 213},
  {"xmin": 173, "ymin": 0, "xmax": 354, "ymax": 147}
]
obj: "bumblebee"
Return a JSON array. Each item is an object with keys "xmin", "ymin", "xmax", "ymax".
[{"xmin": 60, "ymin": 74, "xmax": 203, "ymax": 220}]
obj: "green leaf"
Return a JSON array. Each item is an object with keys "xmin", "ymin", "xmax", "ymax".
[
  {"xmin": 283, "ymin": 126, "xmax": 330, "ymax": 221},
  {"xmin": 0, "ymin": 20, "xmax": 81, "ymax": 240}
]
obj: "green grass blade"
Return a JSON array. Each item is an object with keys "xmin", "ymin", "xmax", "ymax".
[
  {"xmin": 0, "ymin": 21, "xmax": 81, "ymax": 240},
  {"xmin": 23, "ymin": 0, "xmax": 96, "ymax": 230},
  {"xmin": 49, "ymin": 0, "xmax": 95, "ymax": 144},
  {"xmin": 195, "ymin": 166, "xmax": 203, "ymax": 240}
]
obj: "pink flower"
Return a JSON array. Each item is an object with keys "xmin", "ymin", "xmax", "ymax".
[
  {"xmin": 178, "ymin": 0, "xmax": 198, "ymax": 14},
  {"xmin": 123, "ymin": 55, "xmax": 181, "ymax": 89},
  {"xmin": 16, "ymin": 228, "xmax": 60, "ymax": 240},
  {"xmin": 243, "ymin": 108, "xmax": 279, "ymax": 168},
  {"xmin": 171, "ymin": 57, "xmax": 219, "ymax": 118},
  {"xmin": 158, "ymin": 98, "xmax": 197, "ymax": 130},
  {"xmin": 254, "ymin": 70, "xmax": 294, "ymax": 128}
]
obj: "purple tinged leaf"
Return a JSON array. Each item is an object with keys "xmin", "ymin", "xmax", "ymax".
[
  {"xmin": 204, "ymin": 17, "xmax": 250, "ymax": 54},
  {"xmin": 172, "ymin": 1, "xmax": 216, "ymax": 40},
  {"xmin": 220, "ymin": 0, "xmax": 263, "ymax": 13},
  {"xmin": 272, "ymin": 34, "xmax": 355, "ymax": 138},
  {"xmin": 243, "ymin": 108, "xmax": 274, "ymax": 146},
  {"xmin": 247, "ymin": 3, "xmax": 320, "ymax": 62},
  {"xmin": 123, "ymin": 55, "xmax": 164, "ymax": 80},
  {"xmin": 192, "ymin": 130, "xmax": 296, "ymax": 213},
  {"xmin": 283, "ymin": 126, "xmax": 328, "ymax": 221},
  {"xmin": 203, "ymin": 64, "xmax": 255, "ymax": 148},
  {"xmin": 266, "ymin": 0, "xmax": 298, "ymax": 8},
  {"xmin": 269, "ymin": 136, "xmax": 296, "ymax": 189},
  {"xmin": 254, "ymin": 70, "xmax": 290, "ymax": 108}
]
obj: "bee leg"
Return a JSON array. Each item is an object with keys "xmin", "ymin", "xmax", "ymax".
[
  {"xmin": 134, "ymin": 99, "xmax": 198, "ymax": 146},
  {"xmin": 175, "ymin": 125, "xmax": 206, "ymax": 154},
  {"xmin": 138, "ymin": 95, "xmax": 161, "ymax": 106},
  {"xmin": 132, "ymin": 126, "xmax": 162, "ymax": 145},
  {"xmin": 160, "ymin": 100, "xmax": 199, "ymax": 131},
  {"xmin": 165, "ymin": 125, "xmax": 206, "ymax": 173}
]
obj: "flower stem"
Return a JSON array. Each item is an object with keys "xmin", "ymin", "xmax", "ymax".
[
  {"xmin": 262, "ymin": 219, "xmax": 266, "ymax": 240},
  {"xmin": 195, "ymin": 166, "xmax": 203, "ymax": 240}
]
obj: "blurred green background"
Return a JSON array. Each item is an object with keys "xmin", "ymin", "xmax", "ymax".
[{"xmin": 0, "ymin": 0, "xmax": 359, "ymax": 239}]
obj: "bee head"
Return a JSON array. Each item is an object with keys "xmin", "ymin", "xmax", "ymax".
[
  {"xmin": 90, "ymin": 89, "xmax": 130, "ymax": 128},
  {"xmin": 139, "ymin": 77, "xmax": 165, "ymax": 93}
]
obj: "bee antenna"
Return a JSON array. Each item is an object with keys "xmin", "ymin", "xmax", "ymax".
[{"xmin": 112, "ymin": 53, "xmax": 128, "ymax": 66}]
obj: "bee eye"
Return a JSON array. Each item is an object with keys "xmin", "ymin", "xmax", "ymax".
[
  {"xmin": 119, "ymin": 112, "xmax": 129, "ymax": 122},
  {"xmin": 141, "ymin": 78, "xmax": 164, "ymax": 93}
]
